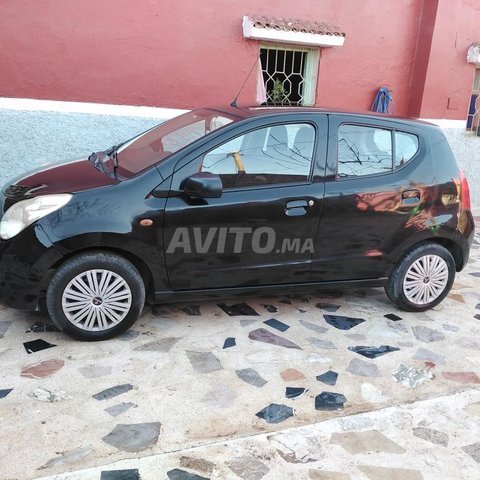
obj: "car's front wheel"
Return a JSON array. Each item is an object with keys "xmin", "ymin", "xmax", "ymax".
[
  {"xmin": 385, "ymin": 243, "xmax": 456, "ymax": 312},
  {"xmin": 47, "ymin": 252, "xmax": 145, "ymax": 341}
]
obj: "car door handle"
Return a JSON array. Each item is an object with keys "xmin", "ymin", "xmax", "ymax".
[
  {"xmin": 401, "ymin": 189, "xmax": 421, "ymax": 206},
  {"xmin": 285, "ymin": 199, "xmax": 312, "ymax": 216},
  {"xmin": 286, "ymin": 200, "xmax": 308, "ymax": 209}
]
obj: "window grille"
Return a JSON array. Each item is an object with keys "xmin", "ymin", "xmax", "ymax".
[
  {"xmin": 473, "ymin": 69, "xmax": 480, "ymax": 92},
  {"xmin": 260, "ymin": 43, "xmax": 319, "ymax": 107},
  {"xmin": 467, "ymin": 68, "xmax": 480, "ymax": 133}
]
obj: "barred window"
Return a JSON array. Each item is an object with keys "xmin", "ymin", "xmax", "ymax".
[{"xmin": 260, "ymin": 43, "xmax": 319, "ymax": 107}]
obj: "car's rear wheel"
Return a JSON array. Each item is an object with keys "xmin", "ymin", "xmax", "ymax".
[
  {"xmin": 385, "ymin": 243, "xmax": 455, "ymax": 312},
  {"xmin": 47, "ymin": 252, "xmax": 145, "ymax": 341}
]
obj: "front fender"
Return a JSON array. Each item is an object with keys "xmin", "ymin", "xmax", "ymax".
[
  {"xmin": 38, "ymin": 179, "xmax": 171, "ymax": 299},
  {"xmin": 48, "ymin": 232, "xmax": 170, "ymax": 301}
]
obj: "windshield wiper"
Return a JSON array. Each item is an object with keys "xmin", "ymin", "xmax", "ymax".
[
  {"xmin": 88, "ymin": 151, "xmax": 108, "ymax": 174},
  {"xmin": 105, "ymin": 144, "xmax": 121, "ymax": 170},
  {"xmin": 88, "ymin": 143, "xmax": 123, "ymax": 178}
]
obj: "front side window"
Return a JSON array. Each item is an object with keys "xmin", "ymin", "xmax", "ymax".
[{"xmin": 201, "ymin": 123, "xmax": 315, "ymax": 188}]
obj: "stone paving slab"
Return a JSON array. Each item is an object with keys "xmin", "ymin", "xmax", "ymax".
[
  {"xmin": 35, "ymin": 389, "xmax": 480, "ymax": 480},
  {"xmin": 0, "ymin": 222, "xmax": 479, "ymax": 479}
]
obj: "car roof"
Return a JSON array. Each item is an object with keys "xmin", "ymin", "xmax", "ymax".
[{"xmin": 208, "ymin": 105, "xmax": 438, "ymax": 127}]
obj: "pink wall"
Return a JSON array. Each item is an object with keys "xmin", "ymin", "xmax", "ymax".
[
  {"xmin": 0, "ymin": 0, "xmax": 478, "ymax": 119},
  {"xmin": 407, "ymin": 0, "xmax": 439, "ymax": 118},
  {"xmin": 313, "ymin": 0, "xmax": 422, "ymax": 116},
  {"xmin": 415, "ymin": 0, "xmax": 480, "ymax": 119}
]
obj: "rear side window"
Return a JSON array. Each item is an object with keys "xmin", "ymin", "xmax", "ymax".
[
  {"xmin": 337, "ymin": 125, "xmax": 392, "ymax": 177},
  {"xmin": 395, "ymin": 131, "xmax": 419, "ymax": 168},
  {"xmin": 337, "ymin": 124, "xmax": 419, "ymax": 178}
]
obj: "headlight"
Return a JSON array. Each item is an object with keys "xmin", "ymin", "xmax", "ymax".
[{"xmin": 0, "ymin": 194, "xmax": 72, "ymax": 240}]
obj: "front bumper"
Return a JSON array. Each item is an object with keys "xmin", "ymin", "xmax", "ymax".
[{"xmin": 0, "ymin": 224, "xmax": 62, "ymax": 310}]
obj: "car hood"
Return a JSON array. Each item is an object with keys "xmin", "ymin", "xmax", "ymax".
[{"xmin": 2, "ymin": 158, "xmax": 118, "ymax": 202}]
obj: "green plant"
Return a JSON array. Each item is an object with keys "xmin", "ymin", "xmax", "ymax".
[{"xmin": 271, "ymin": 79, "xmax": 286, "ymax": 103}]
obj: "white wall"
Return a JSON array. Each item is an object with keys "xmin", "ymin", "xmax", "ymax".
[
  {"xmin": 424, "ymin": 119, "xmax": 480, "ymax": 214},
  {"xmin": 0, "ymin": 99, "xmax": 184, "ymax": 186}
]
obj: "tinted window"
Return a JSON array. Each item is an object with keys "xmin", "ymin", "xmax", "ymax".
[
  {"xmin": 337, "ymin": 124, "xmax": 392, "ymax": 177},
  {"xmin": 201, "ymin": 123, "xmax": 315, "ymax": 188},
  {"xmin": 116, "ymin": 109, "xmax": 236, "ymax": 175},
  {"xmin": 395, "ymin": 131, "xmax": 419, "ymax": 168}
]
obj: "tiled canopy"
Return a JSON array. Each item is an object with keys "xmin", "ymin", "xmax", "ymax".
[{"xmin": 243, "ymin": 15, "xmax": 346, "ymax": 47}]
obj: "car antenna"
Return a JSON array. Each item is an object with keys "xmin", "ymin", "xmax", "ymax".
[{"xmin": 230, "ymin": 54, "xmax": 261, "ymax": 108}]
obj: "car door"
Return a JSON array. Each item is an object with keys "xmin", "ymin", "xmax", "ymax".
[
  {"xmin": 311, "ymin": 114, "xmax": 425, "ymax": 281},
  {"xmin": 163, "ymin": 115, "xmax": 327, "ymax": 291}
]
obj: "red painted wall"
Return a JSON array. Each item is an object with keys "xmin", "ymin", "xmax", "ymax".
[
  {"xmin": 407, "ymin": 0, "xmax": 439, "ymax": 118},
  {"xmin": 0, "ymin": 0, "xmax": 478, "ymax": 119},
  {"xmin": 415, "ymin": 0, "xmax": 480, "ymax": 119}
]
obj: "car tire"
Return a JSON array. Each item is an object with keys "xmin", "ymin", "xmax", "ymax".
[
  {"xmin": 385, "ymin": 242, "xmax": 456, "ymax": 312},
  {"xmin": 46, "ymin": 251, "xmax": 145, "ymax": 341}
]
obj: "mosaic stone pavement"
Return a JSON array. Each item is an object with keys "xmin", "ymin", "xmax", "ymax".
[{"xmin": 0, "ymin": 220, "xmax": 479, "ymax": 479}]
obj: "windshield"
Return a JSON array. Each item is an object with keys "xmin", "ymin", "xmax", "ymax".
[{"xmin": 116, "ymin": 109, "xmax": 237, "ymax": 175}]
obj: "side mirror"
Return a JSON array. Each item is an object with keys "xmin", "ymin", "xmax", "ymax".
[{"xmin": 183, "ymin": 172, "xmax": 223, "ymax": 198}]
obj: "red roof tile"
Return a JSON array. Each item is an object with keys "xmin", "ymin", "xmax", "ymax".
[{"xmin": 247, "ymin": 15, "xmax": 346, "ymax": 37}]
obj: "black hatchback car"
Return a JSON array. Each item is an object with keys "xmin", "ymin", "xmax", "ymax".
[{"xmin": 0, "ymin": 107, "xmax": 475, "ymax": 340}]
